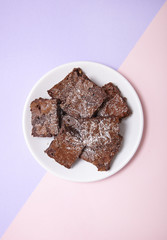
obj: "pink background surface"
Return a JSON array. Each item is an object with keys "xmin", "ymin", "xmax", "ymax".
[{"xmin": 1, "ymin": 1, "xmax": 167, "ymax": 239}]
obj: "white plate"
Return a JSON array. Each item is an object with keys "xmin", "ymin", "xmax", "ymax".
[{"xmin": 23, "ymin": 61, "xmax": 143, "ymax": 182}]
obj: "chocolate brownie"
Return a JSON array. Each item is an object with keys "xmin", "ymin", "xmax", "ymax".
[
  {"xmin": 81, "ymin": 134, "xmax": 122, "ymax": 171},
  {"xmin": 98, "ymin": 82, "xmax": 131, "ymax": 118},
  {"xmin": 63, "ymin": 115, "xmax": 122, "ymax": 171},
  {"xmin": 60, "ymin": 74, "xmax": 107, "ymax": 118},
  {"xmin": 102, "ymin": 82, "xmax": 121, "ymax": 98},
  {"xmin": 47, "ymin": 68, "xmax": 84, "ymax": 103},
  {"xmin": 63, "ymin": 115, "xmax": 120, "ymax": 146},
  {"xmin": 45, "ymin": 126, "xmax": 84, "ymax": 168},
  {"xmin": 30, "ymin": 98, "xmax": 59, "ymax": 137},
  {"xmin": 80, "ymin": 116, "xmax": 120, "ymax": 148},
  {"xmin": 98, "ymin": 94, "xmax": 131, "ymax": 118}
]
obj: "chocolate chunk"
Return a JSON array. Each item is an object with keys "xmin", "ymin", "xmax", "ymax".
[
  {"xmin": 30, "ymin": 98, "xmax": 59, "ymax": 137},
  {"xmin": 45, "ymin": 126, "xmax": 84, "ymax": 169}
]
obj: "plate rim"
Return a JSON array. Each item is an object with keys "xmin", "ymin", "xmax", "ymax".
[{"xmin": 22, "ymin": 61, "xmax": 144, "ymax": 182}]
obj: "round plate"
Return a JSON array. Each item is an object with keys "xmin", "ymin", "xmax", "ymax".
[{"xmin": 23, "ymin": 61, "xmax": 143, "ymax": 182}]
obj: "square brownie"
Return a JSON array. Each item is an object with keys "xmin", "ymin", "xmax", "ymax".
[
  {"xmin": 98, "ymin": 82, "xmax": 131, "ymax": 119},
  {"xmin": 60, "ymin": 74, "xmax": 107, "ymax": 118},
  {"xmin": 45, "ymin": 126, "xmax": 84, "ymax": 169},
  {"xmin": 47, "ymin": 68, "xmax": 83, "ymax": 103},
  {"xmin": 80, "ymin": 116, "xmax": 120, "ymax": 148},
  {"xmin": 30, "ymin": 98, "xmax": 59, "ymax": 137},
  {"xmin": 81, "ymin": 134, "xmax": 122, "ymax": 171}
]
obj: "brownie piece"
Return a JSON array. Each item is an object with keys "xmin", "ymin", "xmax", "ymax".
[
  {"xmin": 45, "ymin": 126, "xmax": 84, "ymax": 169},
  {"xmin": 80, "ymin": 116, "xmax": 120, "ymax": 148},
  {"xmin": 98, "ymin": 94, "xmax": 131, "ymax": 118},
  {"xmin": 63, "ymin": 115, "xmax": 120, "ymax": 148},
  {"xmin": 98, "ymin": 82, "xmax": 131, "ymax": 119},
  {"xmin": 62, "ymin": 115, "xmax": 122, "ymax": 171},
  {"xmin": 81, "ymin": 134, "xmax": 122, "ymax": 171},
  {"xmin": 30, "ymin": 98, "xmax": 59, "ymax": 137},
  {"xmin": 47, "ymin": 68, "xmax": 84, "ymax": 103},
  {"xmin": 60, "ymin": 74, "xmax": 107, "ymax": 118},
  {"xmin": 102, "ymin": 82, "xmax": 121, "ymax": 97}
]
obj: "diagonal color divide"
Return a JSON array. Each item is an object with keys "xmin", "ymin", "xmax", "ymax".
[
  {"xmin": 1, "ymin": 1, "xmax": 167, "ymax": 239},
  {"xmin": 0, "ymin": 0, "xmax": 166, "ymax": 237}
]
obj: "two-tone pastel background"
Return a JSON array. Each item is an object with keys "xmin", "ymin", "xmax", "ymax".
[{"xmin": 1, "ymin": 1, "xmax": 167, "ymax": 239}]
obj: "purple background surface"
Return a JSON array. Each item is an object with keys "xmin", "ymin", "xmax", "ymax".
[{"xmin": 0, "ymin": 0, "xmax": 165, "ymax": 237}]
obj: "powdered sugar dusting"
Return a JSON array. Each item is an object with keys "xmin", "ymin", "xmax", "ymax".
[
  {"xmin": 98, "ymin": 93, "xmax": 130, "ymax": 118},
  {"xmin": 80, "ymin": 117, "xmax": 120, "ymax": 148},
  {"xmin": 61, "ymin": 77, "xmax": 107, "ymax": 118}
]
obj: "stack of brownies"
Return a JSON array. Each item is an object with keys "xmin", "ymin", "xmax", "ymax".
[{"xmin": 30, "ymin": 68, "xmax": 131, "ymax": 171}]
